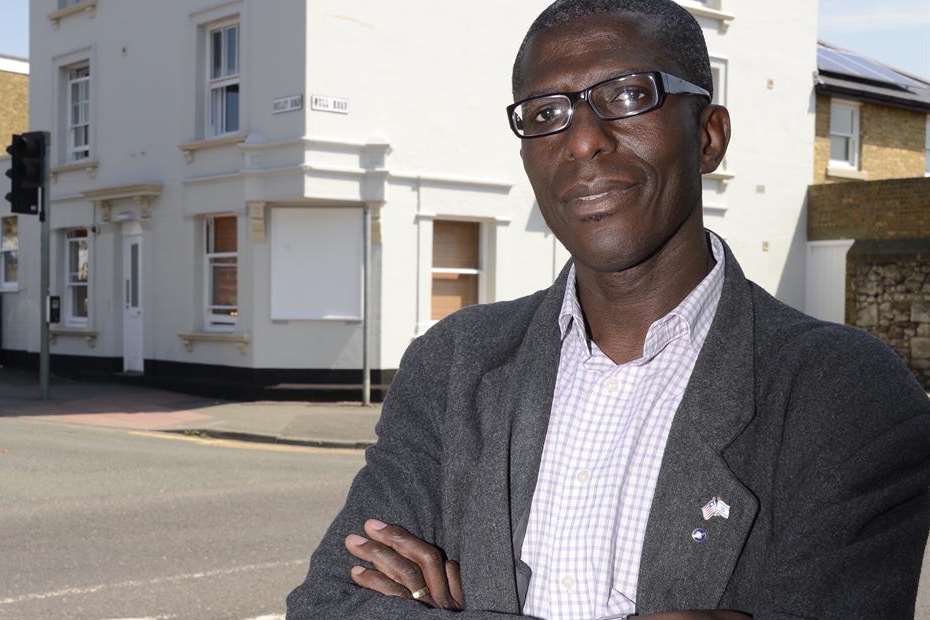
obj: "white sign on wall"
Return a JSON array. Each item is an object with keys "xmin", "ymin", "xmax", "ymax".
[
  {"xmin": 272, "ymin": 94, "xmax": 303, "ymax": 114},
  {"xmin": 310, "ymin": 94, "xmax": 350, "ymax": 114}
]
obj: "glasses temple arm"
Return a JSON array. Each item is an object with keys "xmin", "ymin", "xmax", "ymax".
[{"xmin": 660, "ymin": 72, "xmax": 711, "ymax": 99}]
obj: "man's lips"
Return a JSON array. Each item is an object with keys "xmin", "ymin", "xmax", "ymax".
[{"xmin": 559, "ymin": 180, "xmax": 640, "ymax": 219}]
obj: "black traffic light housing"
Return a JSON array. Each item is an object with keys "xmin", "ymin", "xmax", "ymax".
[{"xmin": 5, "ymin": 132, "xmax": 48, "ymax": 216}]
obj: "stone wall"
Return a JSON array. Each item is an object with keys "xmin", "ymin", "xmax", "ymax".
[
  {"xmin": 813, "ymin": 94, "xmax": 928, "ymax": 184},
  {"xmin": 846, "ymin": 240, "xmax": 930, "ymax": 389}
]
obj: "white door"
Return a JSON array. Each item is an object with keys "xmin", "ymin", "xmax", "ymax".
[{"xmin": 122, "ymin": 234, "xmax": 144, "ymax": 372}]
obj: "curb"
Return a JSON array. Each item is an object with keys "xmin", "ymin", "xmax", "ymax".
[{"xmin": 164, "ymin": 429, "xmax": 374, "ymax": 450}]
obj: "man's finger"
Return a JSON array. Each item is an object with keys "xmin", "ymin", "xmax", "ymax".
[
  {"xmin": 364, "ymin": 519, "xmax": 458, "ymax": 610},
  {"xmin": 446, "ymin": 559, "xmax": 464, "ymax": 606},
  {"xmin": 350, "ymin": 566, "xmax": 413, "ymax": 599},
  {"xmin": 344, "ymin": 533, "xmax": 430, "ymax": 601}
]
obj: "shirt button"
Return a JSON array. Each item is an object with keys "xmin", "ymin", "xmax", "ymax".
[
  {"xmin": 604, "ymin": 377, "xmax": 619, "ymax": 393},
  {"xmin": 576, "ymin": 469, "xmax": 591, "ymax": 483},
  {"xmin": 561, "ymin": 575, "xmax": 575, "ymax": 590}
]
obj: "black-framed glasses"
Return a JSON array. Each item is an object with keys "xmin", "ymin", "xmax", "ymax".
[{"xmin": 506, "ymin": 71, "xmax": 711, "ymax": 139}]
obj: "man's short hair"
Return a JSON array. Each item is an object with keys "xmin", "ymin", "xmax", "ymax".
[{"xmin": 512, "ymin": 0, "xmax": 714, "ymax": 101}]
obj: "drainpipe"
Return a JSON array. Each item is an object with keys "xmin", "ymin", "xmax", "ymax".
[{"xmin": 362, "ymin": 204, "xmax": 371, "ymax": 406}]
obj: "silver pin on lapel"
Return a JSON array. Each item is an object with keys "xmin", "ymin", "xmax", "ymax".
[{"xmin": 701, "ymin": 496, "xmax": 730, "ymax": 520}]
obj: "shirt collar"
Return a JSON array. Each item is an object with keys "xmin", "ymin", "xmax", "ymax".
[{"xmin": 558, "ymin": 230, "xmax": 726, "ymax": 362}]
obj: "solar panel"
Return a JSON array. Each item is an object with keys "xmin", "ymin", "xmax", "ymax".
[{"xmin": 818, "ymin": 46, "xmax": 927, "ymax": 89}]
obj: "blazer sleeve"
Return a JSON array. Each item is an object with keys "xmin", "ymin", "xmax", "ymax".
[
  {"xmin": 285, "ymin": 323, "xmax": 526, "ymax": 620},
  {"xmin": 751, "ymin": 327, "xmax": 930, "ymax": 619}
]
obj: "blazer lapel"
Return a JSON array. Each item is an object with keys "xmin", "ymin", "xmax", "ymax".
[
  {"xmin": 461, "ymin": 263, "xmax": 570, "ymax": 613},
  {"xmin": 636, "ymin": 240, "xmax": 760, "ymax": 613}
]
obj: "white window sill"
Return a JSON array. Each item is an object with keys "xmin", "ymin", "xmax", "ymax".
[
  {"xmin": 51, "ymin": 160, "xmax": 99, "ymax": 182},
  {"xmin": 178, "ymin": 132, "xmax": 248, "ymax": 163},
  {"xmin": 50, "ymin": 327, "xmax": 98, "ymax": 348},
  {"xmin": 0, "ymin": 284, "xmax": 20, "ymax": 293},
  {"xmin": 178, "ymin": 331, "xmax": 250, "ymax": 354},
  {"xmin": 703, "ymin": 170, "xmax": 735, "ymax": 186},
  {"xmin": 826, "ymin": 166, "xmax": 868, "ymax": 181},
  {"xmin": 48, "ymin": 0, "xmax": 96, "ymax": 26}
]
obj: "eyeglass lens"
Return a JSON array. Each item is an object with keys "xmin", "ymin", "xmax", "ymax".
[{"xmin": 513, "ymin": 73, "xmax": 661, "ymax": 137}]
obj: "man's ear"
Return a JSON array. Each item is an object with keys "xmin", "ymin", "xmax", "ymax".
[{"xmin": 699, "ymin": 104, "xmax": 731, "ymax": 174}]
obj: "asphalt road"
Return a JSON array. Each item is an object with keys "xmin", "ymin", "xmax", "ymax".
[{"xmin": 0, "ymin": 417, "xmax": 365, "ymax": 620}]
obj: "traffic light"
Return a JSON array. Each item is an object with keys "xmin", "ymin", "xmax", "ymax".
[{"xmin": 5, "ymin": 132, "xmax": 47, "ymax": 216}]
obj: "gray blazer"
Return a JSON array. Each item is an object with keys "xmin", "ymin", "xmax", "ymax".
[{"xmin": 287, "ymin": 239, "xmax": 930, "ymax": 619}]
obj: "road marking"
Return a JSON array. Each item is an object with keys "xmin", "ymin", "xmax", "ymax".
[
  {"xmin": 126, "ymin": 430, "xmax": 361, "ymax": 455},
  {"xmin": 0, "ymin": 559, "xmax": 307, "ymax": 606},
  {"xmin": 100, "ymin": 616, "xmax": 178, "ymax": 620}
]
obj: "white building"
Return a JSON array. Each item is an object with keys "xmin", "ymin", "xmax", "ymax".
[{"xmin": 0, "ymin": 0, "xmax": 817, "ymax": 398}]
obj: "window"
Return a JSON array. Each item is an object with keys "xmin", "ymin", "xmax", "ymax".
[
  {"xmin": 206, "ymin": 22, "xmax": 240, "ymax": 137},
  {"xmin": 67, "ymin": 64, "xmax": 91, "ymax": 162},
  {"xmin": 269, "ymin": 208, "xmax": 363, "ymax": 321},
  {"xmin": 205, "ymin": 216, "xmax": 238, "ymax": 330},
  {"xmin": 1, "ymin": 217, "xmax": 18, "ymax": 289},
  {"xmin": 66, "ymin": 229, "xmax": 90, "ymax": 326},
  {"xmin": 431, "ymin": 221, "xmax": 481, "ymax": 321},
  {"xmin": 925, "ymin": 116, "xmax": 929, "ymax": 177},
  {"xmin": 829, "ymin": 99, "xmax": 860, "ymax": 169}
]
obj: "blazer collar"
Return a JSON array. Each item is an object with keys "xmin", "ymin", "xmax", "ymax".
[{"xmin": 636, "ymin": 237, "xmax": 760, "ymax": 612}]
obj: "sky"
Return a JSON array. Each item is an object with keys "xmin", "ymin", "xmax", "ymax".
[{"xmin": 0, "ymin": 1, "xmax": 927, "ymax": 78}]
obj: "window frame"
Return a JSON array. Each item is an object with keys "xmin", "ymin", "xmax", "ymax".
[
  {"xmin": 66, "ymin": 62, "xmax": 91, "ymax": 162},
  {"xmin": 203, "ymin": 215, "xmax": 239, "ymax": 332},
  {"xmin": 828, "ymin": 98, "xmax": 861, "ymax": 170},
  {"xmin": 205, "ymin": 19, "xmax": 241, "ymax": 138},
  {"xmin": 709, "ymin": 56, "xmax": 728, "ymax": 107},
  {"xmin": 65, "ymin": 228, "xmax": 91, "ymax": 327},
  {"xmin": 925, "ymin": 115, "xmax": 929, "ymax": 177},
  {"xmin": 1, "ymin": 216, "xmax": 19, "ymax": 291}
]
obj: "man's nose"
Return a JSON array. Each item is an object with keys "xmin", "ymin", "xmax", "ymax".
[{"xmin": 564, "ymin": 100, "xmax": 614, "ymax": 161}]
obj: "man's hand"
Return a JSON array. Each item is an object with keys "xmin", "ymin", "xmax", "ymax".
[{"xmin": 344, "ymin": 519, "xmax": 464, "ymax": 610}]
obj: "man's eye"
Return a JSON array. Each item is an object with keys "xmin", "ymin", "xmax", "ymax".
[
  {"xmin": 610, "ymin": 87, "xmax": 648, "ymax": 105},
  {"xmin": 533, "ymin": 106, "xmax": 563, "ymax": 124}
]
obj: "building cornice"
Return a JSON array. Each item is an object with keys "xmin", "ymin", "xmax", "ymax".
[{"xmin": 678, "ymin": 1, "xmax": 735, "ymax": 32}]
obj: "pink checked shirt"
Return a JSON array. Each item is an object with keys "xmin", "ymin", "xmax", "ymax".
[{"xmin": 520, "ymin": 232, "xmax": 726, "ymax": 620}]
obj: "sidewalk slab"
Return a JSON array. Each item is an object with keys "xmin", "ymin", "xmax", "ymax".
[{"xmin": 1, "ymin": 366, "xmax": 381, "ymax": 448}]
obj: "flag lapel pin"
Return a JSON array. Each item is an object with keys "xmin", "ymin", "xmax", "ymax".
[{"xmin": 701, "ymin": 496, "xmax": 731, "ymax": 520}]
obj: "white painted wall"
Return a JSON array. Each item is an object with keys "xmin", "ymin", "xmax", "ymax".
[{"xmin": 2, "ymin": 1, "xmax": 818, "ymax": 378}]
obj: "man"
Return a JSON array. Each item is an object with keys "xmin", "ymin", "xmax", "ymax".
[{"xmin": 287, "ymin": 1, "xmax": 930, "ymax": 618}]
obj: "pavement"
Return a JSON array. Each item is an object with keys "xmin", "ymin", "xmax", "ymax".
[{"xmin": 0, "ymin": 365, "xmax": 381, "ymax": 449}]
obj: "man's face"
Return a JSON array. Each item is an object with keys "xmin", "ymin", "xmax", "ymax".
[{"xmin": 516, "ymin": 14, "xmax": 708, "ymax": 274}]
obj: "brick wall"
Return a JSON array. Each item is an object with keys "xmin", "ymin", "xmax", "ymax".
[
  {"xmin": 813, "ymin": 94, "xmax": 927, "ymax": 184},
  {"xmin": 0, "ymin": 70, "xmax": 28, "ymax": 144},
  {"xmin": 846, "ymin": 241, "xmax": 930, "ymax": 389},
  {"xmin": 808, "ymin": 176, "xmax": 930, "ymax": 241}
]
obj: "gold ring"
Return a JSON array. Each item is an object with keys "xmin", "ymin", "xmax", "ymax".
[{"xmin": 410, "ymin": 586, "xmax": 429, "ymax": 600}]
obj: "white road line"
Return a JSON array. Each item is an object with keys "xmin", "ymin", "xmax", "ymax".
[
  {"xmin": 100, "ymin": 616, "xmax": 178, "ymax": 620},
  {"xmin": 0, "ymin": 559, "xmax": 306, "ymax": 606},
  {"xmin": 244, "ymin": 615, "xmax": 284, "ymax": 620}
]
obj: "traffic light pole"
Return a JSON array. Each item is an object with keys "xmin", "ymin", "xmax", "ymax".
[{"xmin": 39, "ymin": 134, "xmax": 50, "ymax": 400}]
